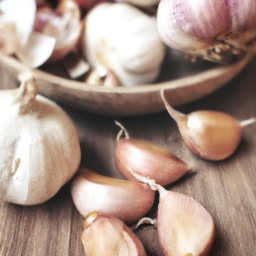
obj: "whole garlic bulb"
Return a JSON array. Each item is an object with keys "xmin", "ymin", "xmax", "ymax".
[
  {"xmin": 0, "ymin": 72, "xmax": 81, "ymax": 205},
  {"xmin": 81, "ymin": 3, "xmax": 166, "ymax": 87},
  {"xmin": 157, "ymin": 0, "xmax": 256, "ymax": 63}
]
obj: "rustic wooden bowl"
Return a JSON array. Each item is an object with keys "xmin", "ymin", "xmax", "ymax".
[{"xmin": 0, "ymin": 50, "xmax": 253, "ymax": 116}]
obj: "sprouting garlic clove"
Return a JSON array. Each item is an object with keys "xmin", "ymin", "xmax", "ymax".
[
  {"xmin": 81, "ymin": 212, "xmax": 147, "ymax": 256},
  {"xmin": 157, "ymin": 0, "xmax": 256, "ymax": 63},
  {"xmin": 115, "ymin": 122, "xmax": 191, "ymax": 186},
  {"xmin": 0, "ymin": 72, "xmax": 81, "ymax": 205},
  {"xmin": 34, "ymin": 0, "xmax": 82, "ymax": 62},
  {"xmin": 81, "ymin": 2, "xmax": 166, "ymax": 87},
  {"xmin": 157, "ymin": 186, "xmax": 215, "ymax": 256},
  {"xmin": 70, "ymin": 169, "xmax": 155, "ymax": 224},
  {"xmin": 161, "ymin": 88, "xmax": 256, "ymax": 161}
]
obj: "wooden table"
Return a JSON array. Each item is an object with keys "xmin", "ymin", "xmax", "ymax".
[{"xmin": 1, "ymin": 56, "xmax": 256, "ymax": 256}]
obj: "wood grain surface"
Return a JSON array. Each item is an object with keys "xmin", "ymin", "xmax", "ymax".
[{"xmin": 1, "ymin": 56, "xmax": 256, "ymax": 256}]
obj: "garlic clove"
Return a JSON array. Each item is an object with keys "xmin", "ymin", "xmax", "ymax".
[
  {"xmin": 34, "ymin": 0, "xmax": 82, "ymax": 62},
  {"xmin": 157, "ymin": 0, "xmax": 256, "ymax": 63},
  {"xmin": 81, "ymin": 212, "xmax": 147, "ymax": 256},
  {"xmin": 161, "ymin": 88, "xmax": 255, "ymax": 161},
  {"xmin": 81, "ymin": 2, "xmax": 166, "ymax": 86},
  {"xmin": 115, "ymin": 121, "xmax": 191, "ymax": 186},
  {"xmin": 104, "ymin": 70, "xmax": 121, "ymax": 87},
  {"xmin": 0, "ymin": 72, "xmax": 81, "ymax": 205},
  {"xmin": 115, "ymin": 137, "xmax": 191, "ymax": 186},
  {"xmin": 19, "ymin": 31, "xmax": 56, "ymax": 68},
  {"xmin": 70, "ymin": 169, "xmax": 155, "ymax": 224},
  {"xmin": 0, "ymin": 0, "xmax": 36, "ymax": 46},
  {"xmin": 157, "ymin": 186, "xmax": 215, "ymax": 256}
]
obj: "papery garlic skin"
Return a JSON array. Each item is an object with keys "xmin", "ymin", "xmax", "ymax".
[
  {"xmin": 157, "ymin": 187, "xmax": 215, "ymax": 256},
  {"xmin": 81, "ymin": 3, "xmax": 166, "ymax": 86},
  {"xmin": 0, "ymin": 0, "xmax": 56, "ymax": 68},
  {"xmin": 81, "ymin": 213, "xmax": 146, "ymax": 256},
  {"xmin": 0, "ymin": 0, "xmax": 36, "ymax": 46},
  {"xmin": 157, "ymin": 0, "xmax": 256, "ymax": 62},
  {"xmin": 115, "ymin": 138, "xmax": 190, "ymax": 186},
  {"xmin": 0, "ymin": 74, "xmax": 81, "ymax": 205},
  {"xmin": 34, "ymin": 0, "xmax": 81, "ymax": 62},
  {"xmin": 70, "ymin": 169, "xmax": 155, "ymax": 224}
]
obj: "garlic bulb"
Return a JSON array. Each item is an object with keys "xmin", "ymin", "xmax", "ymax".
[
  {"xmin": 81, "ymin": 2, "xmax": 166, "ymax": 86},
  {"xmin": 0, "ymin": 72, "xmax": 81, "ymax": 205},
  {"xmin": 157, "ymin": 0, "xmax": 256, "ymax": 63}
]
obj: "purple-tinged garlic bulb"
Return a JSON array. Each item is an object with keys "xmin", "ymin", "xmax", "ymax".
[{"xmin": 157, "ymin": 0, "xmax": 256, "ymax": 63}]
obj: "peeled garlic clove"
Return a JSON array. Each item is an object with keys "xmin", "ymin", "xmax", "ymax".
[
  {"xmin": 161, "ymin": 89, "xmax": 256, "ymax": 161},
  {"xmin": 81, "ymin": 2, "xmax": 166, "ymax": 86},
  {"xmin": 34, "ymin": 0, "xmax": 82, "ymax": 62},
  {"xmin": 115, "ymin": 124, "xmax": 191, "ymax": 186},
  {"xmin": 0, "ymin": 72, "xmax": 81, "ymax": 205},
  {"xmin": 81, "ymin": 212, "xmax": 146, "ymax": 256},
  {"xmin": 157, "ymin": 186, "xmax": 215, "ymax": 256},
  {"xmin": 157, "ymin": 0, "xmax": 256, "ymax": 63},
  {"xmin": 70, "ymin": 169, "xmax": 155, "ymax": 224}
]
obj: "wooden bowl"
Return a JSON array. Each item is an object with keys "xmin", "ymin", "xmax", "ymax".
[{"xmin": 0, "ymin": 50, "xmax": 253, "ymax": 116}]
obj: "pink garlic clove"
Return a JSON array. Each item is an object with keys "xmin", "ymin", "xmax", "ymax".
[
  {"xmin": 115, "ymin": 121, "xmax": 191, "ymax": 186},
  {"xmin": 157, "ymin": 186, "xmax": 215, "ymax": 256},
  {"xmin": 81, "ymin": 212, "xmax": 146, "ymax": 256},
  {"xmin": 157, "ymin": 0, "xmax": 256, "ymax": 63},
  {"xmin": 161, "ymin": 88, "xmax": 256, "ymax": 161},
  {"xmin": 70, "ymin": 169, "xmax": 155, "ymax": 224}
]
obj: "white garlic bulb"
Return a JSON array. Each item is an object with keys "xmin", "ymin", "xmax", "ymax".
[
  {"xmin": 81, "ymin": 2, "xmax": 166, "ymax": 87},
  {"xmin": 0, "ymin": 72, "xmax": 81, "ymax": 205}
]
